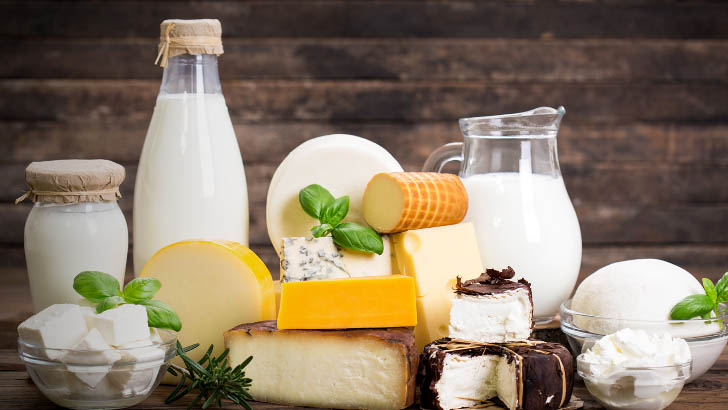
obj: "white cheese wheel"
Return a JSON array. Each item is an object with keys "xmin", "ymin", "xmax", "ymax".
[{"xmin": 266, "ymin": 134, "xmax": 403, "ymax": 255}]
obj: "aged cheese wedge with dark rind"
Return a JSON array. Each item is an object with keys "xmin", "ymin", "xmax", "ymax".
[
  {"xmin": 419, "ymin": 338, "xmax": 573, "ymax": 410},
  {"xmin": 224, "ymin": 321, "xmax": 417, "ymax": 410}
]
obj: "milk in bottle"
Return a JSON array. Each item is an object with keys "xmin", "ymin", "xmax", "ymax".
[{"xmin": 133, "ymin": 19, "xmax": 249, "ymax": 274}]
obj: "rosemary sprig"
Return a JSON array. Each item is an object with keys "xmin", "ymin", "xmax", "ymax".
[{"xmin": 165, "ymin": 341, "xmax": 254, "ymax": 409}]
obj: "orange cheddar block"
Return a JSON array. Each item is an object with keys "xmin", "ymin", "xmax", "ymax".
[{"xmin": 277, "ymin": 275, "xmax": 417, "ymax": 330}]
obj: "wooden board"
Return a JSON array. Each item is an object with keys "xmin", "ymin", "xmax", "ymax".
[
  {"xmin": 3, "ymin": 121, "xmax": 728, "ymax": 164},
  {"xmin": 1, "ymin": 39, "xmax": 727, "ymax": 82},
  {"xmin": 2, "ymin": 80, "xmax": 728, "ymax": 123},
  {"xmin": 3, "ymin": 1, "xmax": 728, "ymax": 39}
]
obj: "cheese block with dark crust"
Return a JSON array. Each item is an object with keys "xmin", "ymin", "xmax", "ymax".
[{"xmin": 224, "ymin": 321, "xmax": 417, "ymax": 410}]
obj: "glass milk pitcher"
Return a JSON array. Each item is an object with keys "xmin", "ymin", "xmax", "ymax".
[{"xmin": 423, "ymin": 107, "xmax": 582, "ymax": 322}]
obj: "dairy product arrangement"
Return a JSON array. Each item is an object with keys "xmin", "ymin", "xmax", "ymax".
[{"xmin": 12, "ymin": 16, "xmax": 728, "ymax": 410}]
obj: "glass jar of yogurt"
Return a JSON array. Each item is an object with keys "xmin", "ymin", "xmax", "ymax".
[{"xmin": 17, "ymin": 160, "xmax": 128, "ymax": 312}]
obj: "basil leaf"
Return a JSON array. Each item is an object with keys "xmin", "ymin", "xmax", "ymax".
[
  {"xmin": 298, "ymin": 184, "xmax": 335, "ymax": 220},
  {"xmin": 321, "ymin": 196, "xmax": 349, "ymax": 226},
  {"xmin": 96, "ymin": 296, "xmax": 125, "ymax": 313},
  {"xmin": 703, "ymin": 278, "xmax": 718, "ymax": 304},
  {"xmin": 331, "ymin": 222, "xmax": 384, "ymax": 255},
  {"xmin": 73, "ymin": 271, "xmax": 122, "ymax": 303},
  {"xmin": 670, "ymin": 294, "xmax": 714, "ymax": 320},
  {"xmin": 122, "ymin": 277, "xmax": 162, "ymax": 303},
  {"xmin": 311, "ymin": 223, "xmax": 334, "ymax": 238},
  {"xmin": 715, "ymin": 272, "xmax": 728, "ymax": 302},
  {"xmin": 139, "ymin": 299, "xmax": 182, "ymax": 331}
]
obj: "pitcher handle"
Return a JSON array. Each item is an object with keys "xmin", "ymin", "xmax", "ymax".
[{"xmin": 422, "ymin": 142, "xmax": 463, "ymax": 173}]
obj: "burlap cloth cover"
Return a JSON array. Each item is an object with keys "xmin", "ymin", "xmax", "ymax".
[
  {"xmin": 155, "ymin": 19, "xmax": 224, "ymax": 67},
  {"xmin": 16, "ymin": 159, "xmax": 125, "ymax": 204}
]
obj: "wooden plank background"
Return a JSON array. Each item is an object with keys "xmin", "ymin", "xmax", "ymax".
[{"xmin": 1, "ymin": 0, "xmax": 728, "ymax": 286}]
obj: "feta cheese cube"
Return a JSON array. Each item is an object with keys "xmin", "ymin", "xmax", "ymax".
[
  {"xmin": 94, "ymin": 304, "xmax": 149, "ymax": 346},
  {"xmin": 77, "ymin": 298, "xmax": 96, "ymax": 308},
  {"xmin": 18, "ymin": 304, "xmax": 88, "ymax": 359},
  {"xmin": 149, "ymin": 328, "xmax": 164, "ymax": 344},
  {"xmin": 108, "ymin": 338, "xmax": 165, "ymax": 394},
  {"xmin": 78, "ymin": 306, "xmax": 98, "ymax": 329},
  {"xmin": 68, "ymin": 375, "xmax": 132, "ymax": 399},
  {"xmin": 62, "ymin": 328, "xmax": 122, "ymax": 387}
]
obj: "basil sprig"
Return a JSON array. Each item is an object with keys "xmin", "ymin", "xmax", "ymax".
[
  {"xmin": 670, "ymin": 272, "xmax": 728, "ymax": 321},
  {"xmin": 73, "ymin": 271, "xmax": 181, "ymax": 331},
  {"xmin": 299, "ymin": 184, "xmax": 384, "ymax": 254}
]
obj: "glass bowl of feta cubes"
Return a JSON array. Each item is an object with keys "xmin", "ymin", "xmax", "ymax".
[{"xmin": 17, "ymin": 304, "xmax": 177, "ymax": 409}]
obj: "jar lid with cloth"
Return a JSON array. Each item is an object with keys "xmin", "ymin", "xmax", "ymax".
[
  {"xmin": 155, "ymin": 19, "xmax": 224, "ymax": 67},
  {"xmin": 16, "ymin": 159, "xmax": 125, "ymax": 204}
]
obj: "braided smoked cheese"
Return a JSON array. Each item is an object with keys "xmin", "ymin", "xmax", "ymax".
[{"xmin": 362, "ymin": 172, "xmax": 468, "ymax": 233}]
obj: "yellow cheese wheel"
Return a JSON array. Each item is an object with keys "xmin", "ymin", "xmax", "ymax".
[{"xmin": 140, "ymin": 240, "xmax": 275, "ymax": 382}]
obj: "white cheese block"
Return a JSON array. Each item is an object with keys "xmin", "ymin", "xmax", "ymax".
[
  {"xmin": 435, "ymin": 353, "xmax": 501, "ymax": 410},
  {"xmin": 108, "ymin": 338, "xmax": 165, "ymax": 394},
  {"xmin": 449, "ymin": 288, "xmax": 533, "ymax": 343},
  {"xmin": 225, "ymin": 321, "xmax": 416, "ymax": 410},
  {"xmin": 149, "ymin": 328, "xmax": 164, "ymax": 344},
  {"xmin": 62, "ymin": 328, "xmax": 122, "ymax": 387},
  {"xmin": 17, "ymin": 304, "xmax": 88, "ymax": 359},
  {"xmin": 67, "ymin": 376, "xmax": 131, "ymax": 400},
  {"xmin": 78, "ymin": 306, "xmax": 98, "ymax": 329},
  {"xmin": 280, "ymin": 236, "xmax": 395, "ymax": 282},
  {"xmin": 94, "ymin": 304, "xmax": 150, "ymax": 346},
  {"xmin": 266, "ymin": 134, "xmax": 403, "ymax": 255}
]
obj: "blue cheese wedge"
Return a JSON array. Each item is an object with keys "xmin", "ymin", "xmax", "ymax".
[{"xmin": 280, "ymin": 236, "xmax": 395, "ymax": 282}]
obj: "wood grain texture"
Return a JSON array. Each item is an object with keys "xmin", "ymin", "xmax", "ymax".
[
  {"xmin": 3, "ymin": 121, "xmax": 728, "ymax": 165},
  {"xmin": 3, "ymin": 80, "xmax": 728, "ymax": 123},
  {"xmin": 3, "ymin": 1, "xmax": 728, "ymax": 39},
  {"xmin": 3, "ymin": 39, "xmax": 728, "ymax": 82}
]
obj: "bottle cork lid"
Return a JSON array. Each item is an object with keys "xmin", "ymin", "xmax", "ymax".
[
  {"xmin": 16, "ymin": 159, "xmax": 125, "ymax": 204},
  {"xmin": 155, "ymin": 19, "xmax": 224, "ymax": 67}
]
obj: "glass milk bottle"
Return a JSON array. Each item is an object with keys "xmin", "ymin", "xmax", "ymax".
[
  {"xmin": 134, "ymin": 19, "xmax": 249, "ymax": 274},
  {"xmin": 17, "ymin": 160, "xmax": 128, "ymax": 312},
  {"xmin": 424, "ymin": 107, "xmax": 582, "ymax": 323}
]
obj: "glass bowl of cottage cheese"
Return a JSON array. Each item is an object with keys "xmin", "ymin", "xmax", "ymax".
[
  {"xmin": 576, "ymin": 329, "xmax": 692, "ymax": 410},
  {"xmin": 17, "ymin": 304, "xmax": 177, "ymax": 409},
  {"xmin": 562, "ymin": 299, "xmax": 727, "ymax": 382}
]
